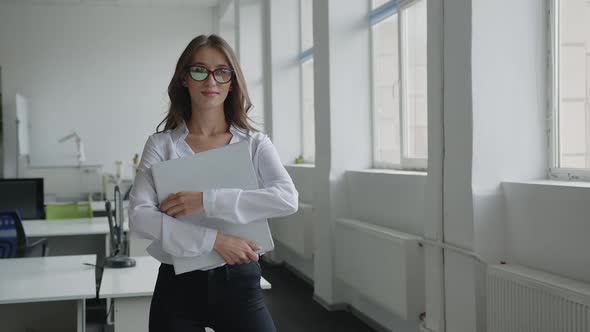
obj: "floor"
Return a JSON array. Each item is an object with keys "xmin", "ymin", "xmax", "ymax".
[{"xmin": 260, "ymin": 261, "xmax": 377, "ymax": 332}]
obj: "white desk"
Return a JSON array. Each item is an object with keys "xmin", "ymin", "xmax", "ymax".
[
  {"xmin": 23, "ymin": 217, "xmax": 122, "ymax": 237},
  {"xmin": 0, "ymin": 255, "xmax": 97, "ymax": 332},
  {"xmin": 22, "ymin": 217, "xmax": 135, "ymax": 260},
  {"xmin": 100, "ymin": 256, "xmax": 271, "ymax": 332}
]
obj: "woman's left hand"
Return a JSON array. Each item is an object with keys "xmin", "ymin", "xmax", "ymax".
[{"xmin": 160, "ymin": 192, "xmax": 203, "ymax": 218}]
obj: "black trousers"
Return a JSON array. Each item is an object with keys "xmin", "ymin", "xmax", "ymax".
[{"xmin": 149, "ymin": 261, "xmax": 276, "ymax": 332}]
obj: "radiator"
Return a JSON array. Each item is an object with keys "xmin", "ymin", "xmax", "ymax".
[
  {"xmin": 487, "ymin": 264, "xmax": 590, "ymax": 332},
  {"xmin": 270, "ymin": 203, "xmax": 314, "ymax": 258},
  {"xmin": 334, "ymin": 218, "xmax": 424, "ymax": 320}
]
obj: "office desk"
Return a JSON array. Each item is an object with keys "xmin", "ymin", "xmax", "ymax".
[
  {"xmin": 23, "ymin": 217, "xmax": 122, "ymax": 237},
  {"xmin": 100, "ymin": 256, "xmax": 271, "ymax": 332},
  {"xmin": 23, "ymin": 216, "xmax": 154, "ymax": 258},
  {"xmin": 0, "ymin": 255, "xmax": 97, "ymax": 332},
  {"xmin": 22, "ymin": 217, "xmax": 134, "ymax": 260}
]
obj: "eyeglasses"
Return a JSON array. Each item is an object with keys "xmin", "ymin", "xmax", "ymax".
[{"xmin": 186, "ymin": 65, "xmax": 234, "ymax": 84}]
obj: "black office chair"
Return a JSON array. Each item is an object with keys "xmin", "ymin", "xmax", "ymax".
[{"xmin": 0, "ymin": 210, "xmax": 48, "ymax": 258}]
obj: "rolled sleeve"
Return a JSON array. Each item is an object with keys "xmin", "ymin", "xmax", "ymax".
[
  {"xmin": 161, "ymin": 214, "xmax": 218, "ymax": 256},
  {"xmin": 202, "ymin": 135, "xmax": 299, "ymax": 224}
]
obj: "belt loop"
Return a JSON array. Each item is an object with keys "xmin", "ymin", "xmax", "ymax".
[
  {"xmin": 207, "ymin": 269, "xmax": 214, "ymax": 282},
  {"xmin": 225, "ymin": 264, "xmax": 230, "ymax": 281}
]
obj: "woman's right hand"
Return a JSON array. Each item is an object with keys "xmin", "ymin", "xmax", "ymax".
[{"xmin": 213, "ymin": 233, "xmax": 260, "ymax": 265}]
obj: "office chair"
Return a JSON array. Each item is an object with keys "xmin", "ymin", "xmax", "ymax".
[{"xmin": 0, "ymin": 210, "xmax": 48, "ymax": 258}]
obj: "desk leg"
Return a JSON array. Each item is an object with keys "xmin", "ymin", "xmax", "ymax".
[
  {"xmin": 105, "ymin": 233, "xmax": 112, "ymax": 257},
  {"xmin": 77, "ymin": 299, "xmax": 86, "ymax": 332},
  {"xmin": 104, "ymin": 234, "xmax": 116, "ymax": 325},
  {"xmin": 113, "ymin": 297, "xmax": 151, "ymax": 332}
]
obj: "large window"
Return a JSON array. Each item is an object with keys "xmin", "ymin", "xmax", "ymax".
[
  {"xmin": 551, "ymin": 0, "xmax": 590, "ymax": 179},
  {"xmin": 239, "ymin": 0, "xmax": 265, "ymax": 132},
  {"xmin": 370, "ymin": 0, "xmax": 427, "ymax": 170},
  {"xmin": 300, "ymin": 0, "xmax": 315, "ymax": 164},
  {"xmin": 218, "ymin": 1, "xmax": 236, "ymax": 51}
]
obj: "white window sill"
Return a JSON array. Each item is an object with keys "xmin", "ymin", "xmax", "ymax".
[
  {"xmin": 284, "ymin": 163, "xmax": 316, "ymax": 168},
  {"xmin": 502, "ymin": 179, "xmax": 590, "ymax": 189},
  {"xmin": 347, "ymin": 168, "xmax": 427, "ymax": 176}
]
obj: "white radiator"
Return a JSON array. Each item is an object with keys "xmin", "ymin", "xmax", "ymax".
[
  {"xmin": 334, "ymin": 218, "xmax": 424, "ymax": 320},
  {"xmin": 270, "ymin": 203, "xmax": 314, "ymax": 258},
  {"xmin": 487, "ymin": 264, "xmax": 590, "ymax": 332}
]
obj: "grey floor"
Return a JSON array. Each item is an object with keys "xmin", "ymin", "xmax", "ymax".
[{"xmin": 260, "ymin": 261, "xmax": 377, "ymax": 332}]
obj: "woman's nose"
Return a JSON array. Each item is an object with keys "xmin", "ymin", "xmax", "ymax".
[{"xmin": 204, "ymin": 73, "xmax": 217, "ymax": 85}]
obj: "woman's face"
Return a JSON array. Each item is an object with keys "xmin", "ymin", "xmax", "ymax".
[{"xmin": 184, "ymin": 46, "xmax": 233, "ymax": 111}]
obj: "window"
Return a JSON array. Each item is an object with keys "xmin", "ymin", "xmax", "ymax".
[
  {"xmin": 370, "ymin": 0, "xmax": 427, "ymax": 170},
  {"xmin": 300, "ymin": 0, "xmax": 315, "ymax": 163},
  {"xmin": 373, "ymin": 0, "xmax": 391, "ymax": 9},
  {"xmin": 550, "ymin": 0, "xmax": 590, "ymax": 180},
  {"xmin": 239, "ymin": 0, "xmax": 265, "ymax": 132},
  {"xmin": 219, "ymin": 1, "xmax": 236, "ymax": 51}
]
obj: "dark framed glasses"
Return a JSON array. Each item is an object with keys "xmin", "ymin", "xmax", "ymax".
[{"xmin": 186, "ymin": 65, "xmax": 233, "ymax": 84}]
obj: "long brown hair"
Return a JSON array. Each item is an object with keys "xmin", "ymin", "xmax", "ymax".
[{"xmin": 156, "ymin": 34, "xmax": 256, "ymax": 134}]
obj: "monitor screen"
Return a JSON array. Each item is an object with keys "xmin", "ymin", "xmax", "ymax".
[{"xmin": 0, "ymin": 178, "xmax": 45, "ymax": 220}]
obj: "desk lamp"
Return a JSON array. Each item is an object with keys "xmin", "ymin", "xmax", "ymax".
[{"xmin": 58, "ymin": 131, "xmax": 86, "ymax": 165}]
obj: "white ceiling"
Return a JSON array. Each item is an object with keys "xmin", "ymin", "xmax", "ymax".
[{"xmin": 0, "ymin": 0, "xmax": 219, "ymax": 8}]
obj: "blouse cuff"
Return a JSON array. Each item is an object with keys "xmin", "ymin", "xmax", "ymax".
[
  {"xmin": 201, "ymin": 227, "xmax": 218, "ymax": 254},
  {"xmin": 161, "ymin": 214, "xmax": 217, "ymax": 257},
  {"xmin": 202, "ymin": 189, "xmax": 218, "ymax": 218}
]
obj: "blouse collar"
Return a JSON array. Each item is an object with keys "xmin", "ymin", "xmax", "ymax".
[{"xmin": 171, "ymin": 121, "xmax": 245, "ymax": 143}]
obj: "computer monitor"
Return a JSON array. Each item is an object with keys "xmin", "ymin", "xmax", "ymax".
[{"xmin": 0, "ymin": 178, "xmax": 45, "ymax": 220}]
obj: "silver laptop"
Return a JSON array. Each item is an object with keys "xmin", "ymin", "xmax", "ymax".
[{"xmin": 151, "ymin": 141, "xmax": 274, "ymax": 274}]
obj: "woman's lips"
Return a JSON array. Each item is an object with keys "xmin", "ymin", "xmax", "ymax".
[{"xmin": 201, "ymin": 91, "xmax": 219, "ymax": 97}]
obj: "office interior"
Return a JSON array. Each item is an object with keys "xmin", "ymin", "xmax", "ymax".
[{"xmin": 1, "ymin": 0, "xmax": 589, "ymax": 331}]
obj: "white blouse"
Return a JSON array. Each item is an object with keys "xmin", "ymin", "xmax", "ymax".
[{"xmin": 128, "ymin": 122, "xmax": 299, "ymax": 265}]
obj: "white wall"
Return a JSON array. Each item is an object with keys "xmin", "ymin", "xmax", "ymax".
[
  {"xmin": 311, "ymin": 0, "xmax": 373, "ymax": 307},
  {"xmin": 438, "ymin": 0, "xmax": 480, "ymax": 330},
  {"xmin": 346, "ymin": 170, "xmax": 425, "ymax": 236},
  {"xmin": 471, "ymin": 0, "xmax": 547, "ymax": 264},
  {"xmin": 503, "ymin": 181, "xmax": 590, "ymax": 284},
  {"xmin": 469, "ymin": 1, "xmax": 549, "ymax": 331},
  {"xmin": 0, "ymin": 2, "xmax": 215, "ymax": 177}
]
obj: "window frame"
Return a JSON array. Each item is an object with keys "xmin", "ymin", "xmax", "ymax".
[
  {"xmin": 370, "ymin": 0, "xmax": 428, "ymax": 171},
  {"xmin": 299, "ymin": 0, "xmax": 315, "ymax": 164},
  {"xmin": 548, "ymin": 0, "xmax": 590, "ymax": 181}
]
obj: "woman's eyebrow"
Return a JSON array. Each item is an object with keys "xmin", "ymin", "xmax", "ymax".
[{"xmin": 191, "ymin": 62, "xmax": 230, "ymax": 69}]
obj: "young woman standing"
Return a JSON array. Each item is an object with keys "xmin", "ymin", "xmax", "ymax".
[{"xmin": 129, "ymin": 34, "xmax": 298, "ymax": 332}]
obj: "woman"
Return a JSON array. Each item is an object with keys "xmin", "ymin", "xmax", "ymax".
[{"xmin": 129, "ymin": 34, "xmax": 298, "ymax": 332}]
